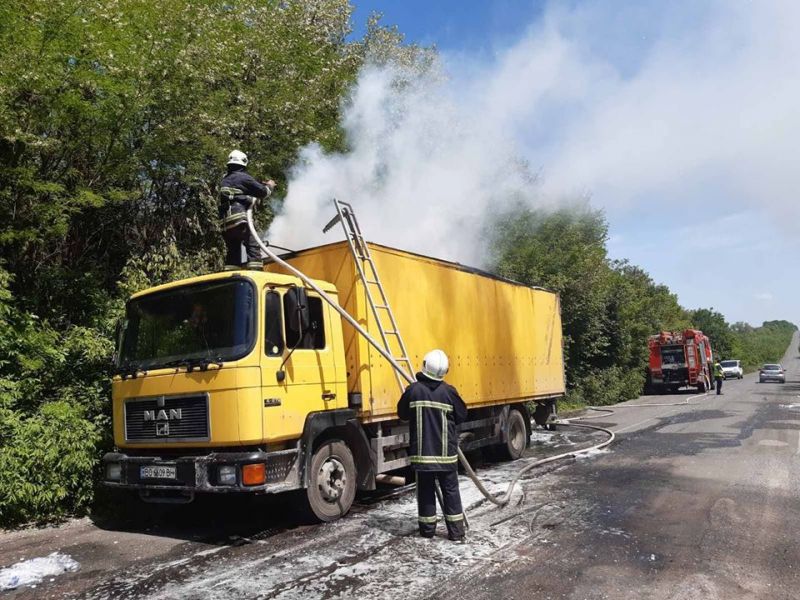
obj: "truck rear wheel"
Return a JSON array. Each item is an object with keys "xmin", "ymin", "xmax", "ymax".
[
  {"xmin": 304, "ymin": 440, "xmax": 356, "ymax": 522},
  {"xmin": 501, "ymin": 409, "xmax": 528, "ymax": 461}
]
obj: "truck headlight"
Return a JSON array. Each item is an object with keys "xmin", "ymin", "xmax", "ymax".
[
  {"xmin": 106, "ymin": 462, "xmax": 122, "ymax": 481},
  {"xmin": 218, "ymin": 465, "xmax": 237, "ymax": 485}
]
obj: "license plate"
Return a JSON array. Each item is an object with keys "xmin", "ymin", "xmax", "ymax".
[{"xmin": 140, "ymin": 465, "xmax": 177, "ymax": 479}]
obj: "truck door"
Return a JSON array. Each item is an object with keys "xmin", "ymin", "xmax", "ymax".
[
  {"xmin": 262, "ymin": 288, "xmax": 343, "ymax": 442},
  {"xmin": 262, "ymin": 289, "xmax": 288, "ymax": 442}
]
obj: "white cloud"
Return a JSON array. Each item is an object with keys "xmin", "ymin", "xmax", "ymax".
[{"xmin": 755, "ymin": 292, "xmax": 773, "ymax": 302}]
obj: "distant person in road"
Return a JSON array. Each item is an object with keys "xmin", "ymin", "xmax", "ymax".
[
  {"xmin": 218, "ymin": 150, "xmax": 276, "ymax": 270},
  {"xmin": 714, "ymin": 360, "xmax": 724, "ymax": 395},
  {"xmin": 397, "ymin": 349, "xmax": 468, "ymax": 541}
]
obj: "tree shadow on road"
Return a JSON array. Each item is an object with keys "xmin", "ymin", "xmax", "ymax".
[{"xmin": 90, "ymin": 490, "xmax": 310, "ymax": 545}]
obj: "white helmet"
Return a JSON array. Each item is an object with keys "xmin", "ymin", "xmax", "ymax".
[
  {"xmin": 227, "ymin": 149, "xmax": 248, "ymax": 167},
  {"xmin": 422, "ymin": 349, "xmax": 449, "ymax": 381}
]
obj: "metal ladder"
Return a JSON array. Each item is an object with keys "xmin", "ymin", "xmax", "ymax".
[{"xmin": 323, "ymin": 199, "xmax": 415, "ymax": 391}]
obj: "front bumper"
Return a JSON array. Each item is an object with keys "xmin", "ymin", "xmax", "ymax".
[
  {"xmin": 759, "ymin": 376, "xmax": 785, "ymax": 382},
  {"xmin": 102, "ymin": 447, "xmax": 300, "ymax": 500}
]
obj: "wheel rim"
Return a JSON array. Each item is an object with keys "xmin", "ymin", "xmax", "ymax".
[
  {"xmin": 317, "ymin": 457, "xmax": 347, "ymax": 503},
  {"xmin": 510, "ymin": 417, "xmax": 525, "ymax": 453}
]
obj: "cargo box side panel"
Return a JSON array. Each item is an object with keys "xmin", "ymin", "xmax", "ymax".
[{"xmin": 364, "ymin": 245, "xmax": 558, "ymax": 418}]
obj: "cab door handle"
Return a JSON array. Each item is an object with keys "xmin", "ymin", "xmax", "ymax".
[{"xmin": 321, "ymin": 392, "xmax": 336, "ymax": 401}]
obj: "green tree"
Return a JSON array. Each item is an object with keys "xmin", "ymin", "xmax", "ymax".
[
  {"xmin": 0, "ymin": 0, "xmax": 430, "ymax": 526},
  {"xmin": 689, "ymin": 308, "xmax": 736, "ymax": 359}
]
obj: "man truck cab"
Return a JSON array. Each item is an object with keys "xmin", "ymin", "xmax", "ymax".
[{"xmin": 104, "ymin": 242, "xmax": 566, "ymax": 521}]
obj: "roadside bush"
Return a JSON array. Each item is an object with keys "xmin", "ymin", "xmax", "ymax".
[
  {"xmin": 0, "ymin": 402, "xmax": 100, "ymax": 526},
  {"xmin": 566, "ymin": 367, "xmax": 645, "ymax": 407}
]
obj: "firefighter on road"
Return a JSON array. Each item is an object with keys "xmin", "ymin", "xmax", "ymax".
[
  {"xmin": 397, "ymin": 349, "xmax": 468, "ymax": 541},
  {"xmin": 714, "ymin": 360, "xmax": 724, "ymax": 395},
  {"xmin": 219, "ymin": 150, "xmax": 276, "ymax": 270}
]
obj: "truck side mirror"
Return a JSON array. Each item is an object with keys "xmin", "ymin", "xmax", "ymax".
[
  {"xmin": 285, "ymin": 286, "xmax": 310, "ymax": 333},
  {"xmin": 276, "ymin": 286, "xmax": 310, "ymax": 383}
]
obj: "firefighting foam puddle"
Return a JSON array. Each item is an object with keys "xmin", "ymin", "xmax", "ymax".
[
  {"xmin": 529, "ymin": 430, "xmax": 576, "ymax": 446},
  {"xmin": 0, "ymin": 552, "xmax": 80, "ymax": 591},
  {"xmin": 140, "ymin": 442, "xmax": 606, "ymax": 600},
  {"xmin": 147, "ymin": 474, "xmax": 533, "ymax": 600}
]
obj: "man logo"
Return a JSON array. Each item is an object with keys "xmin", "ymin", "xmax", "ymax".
[
  {"xmin": 156, "ymin": 422, "xmax": 170, "ymax": 436},
  {"xmin": 143, "ymin": 409, "xmax": 182, "ymax": 422}
]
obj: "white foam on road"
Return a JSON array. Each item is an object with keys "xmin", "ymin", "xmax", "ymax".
[
  {"xmin": 575, "ymin": 448, "xmax": 611, "ymax": 460},
  {"xmin": 529, "ymin": 430, "xmax": 576, "ymax": 447},
  {"xmin": 140, "ymin": 453, "xmax": 603, "ymax": 600},
  {"xmin": 0, "ymin": 552, "xmax": 80, "ymax": 591}
]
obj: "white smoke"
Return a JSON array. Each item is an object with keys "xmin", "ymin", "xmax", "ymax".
[
  {"xmin": 269, "ymin": 0, "xmax": 800, "ymax": 267},
  {"xmin": 268, "ymin": 65, "xmax": 547, "ymax": 266}
]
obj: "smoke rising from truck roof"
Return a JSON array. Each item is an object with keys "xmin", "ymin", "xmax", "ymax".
[
  {"xmin": 269, "ymin": 1, "xmax": 800, "ymax": 267},
  {"xmin": 267, "ymin": 64, "xmax": 548, "ymax": 266}
]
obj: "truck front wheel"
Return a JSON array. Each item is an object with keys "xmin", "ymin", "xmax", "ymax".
[{"xmin": 305, "ymin": 440, "xmax": 356, "ymax": 522}]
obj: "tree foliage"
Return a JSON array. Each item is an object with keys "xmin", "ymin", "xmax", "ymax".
[
  {"xmin": 490, "ymin": 205, "xmax": 691, "ymax": 406},
  {"xmin": 490, "ymin": 205, "xmax": 793, "ymax": 406},
  {"xmin": 0, "ymin": 0, "xmax": 425, "ymax": 527}
]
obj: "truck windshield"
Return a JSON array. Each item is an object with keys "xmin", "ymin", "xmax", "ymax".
[
  {"xmin": 660, "ymin": 346, "xmax": 686, "ymax": 365},
  {"xmin": 117, "ymin": 279, "xmax": 256, "ymax": 371}
]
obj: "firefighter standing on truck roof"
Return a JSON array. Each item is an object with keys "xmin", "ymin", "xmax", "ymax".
[
  {"xmin": 397, "ymin": 349, "xmax": 468, "ymax": 541},
  {"xmin": 219, "ymin": 150, "xmax": 276, "ymax": 270},
  {"xmin": 714, "ymin": 360, "xmax": 724, "ymax": 395}
]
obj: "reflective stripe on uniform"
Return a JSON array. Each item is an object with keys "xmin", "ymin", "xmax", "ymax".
[
  {"xmin": 409, "ymin": 400, "xmax": 453, "ymax": 412},
  {"xmin": 444, "ymin": 513, "xmax": 464, "ymax": 522},
  {"xmin": 418, "ymin": 515, "xmax": 438, "ymax": 524},
  {"xmin": 417, "ymin": 404, "xmax": 422, "ymax": 457},
  {"xmin": 219, "ymin": 186, "xmax": 244, "ymax": 200},
  {"xmin": 441, "ymin": 411, "xmax": 447, "ymax": 456},
  {"xmin": 410, "ymin": 455, "xmax": 458, "ymax": 465},
  {"xmin": 223, "ymin": 213, "xmax": 247, "ymax": 229}
]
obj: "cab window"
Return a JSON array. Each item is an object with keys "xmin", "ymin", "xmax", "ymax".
[
  {"xmin": 284, "ymin": 296, "xmax": 326, "ymax": 350},
  {"xmin": 265, "ymin": 291, "xmax": 284, "ymax": 356}
]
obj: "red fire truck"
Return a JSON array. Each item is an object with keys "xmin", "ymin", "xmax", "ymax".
[{"xmin": 646, "ymin": 329, "xmax": 714, "ymax": 394}]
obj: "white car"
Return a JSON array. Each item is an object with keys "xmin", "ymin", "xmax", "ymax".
[{"xmin": 720, "ymin": 359, "xmax": 743, "ymax": 379}]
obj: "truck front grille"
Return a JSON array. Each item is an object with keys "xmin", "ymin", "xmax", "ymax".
[{"xmin": 125, "ymin": 394, "xmax": 210, "ymax": 442}]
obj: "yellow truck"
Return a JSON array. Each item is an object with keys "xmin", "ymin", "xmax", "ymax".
[{"xmin": 103, "ymin": 234, "xmax": 565, "ymax": 520}]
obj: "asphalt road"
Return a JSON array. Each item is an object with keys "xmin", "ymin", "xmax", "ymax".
[{"xmin": 2, "ymin": 336, "xmax": 799, "ymax": 599}]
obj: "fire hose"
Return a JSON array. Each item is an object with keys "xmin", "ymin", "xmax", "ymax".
[{"xmin": 244, "ymin": 210, "xmax": 690, "ymax": 512}]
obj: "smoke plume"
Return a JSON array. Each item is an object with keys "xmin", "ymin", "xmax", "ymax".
[{"xmin": 269, "ymin": 0, "xmax": 800, "ymax": 268}]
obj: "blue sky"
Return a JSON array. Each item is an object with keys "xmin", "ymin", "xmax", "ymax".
[{"xmin": 340, "ymin": 1, "xmax": 800, "ymax": 328}]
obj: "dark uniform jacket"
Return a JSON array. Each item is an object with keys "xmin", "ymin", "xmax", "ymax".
[
  {"xmin": 397, "ymin": 372, "xmax": 468, "ymax": 472},
  {"xmin": 218, "ymin": 166, "xmax": 271, "ymax": 230}
]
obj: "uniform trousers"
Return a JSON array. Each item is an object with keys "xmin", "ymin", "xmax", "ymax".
[
  {"xmin": 416, "ymin": 470, "xmax": 465, "ymax": 540},
  {"xmin": 223, "ymin": 221, "xmax": 262, "ymax": 268}
]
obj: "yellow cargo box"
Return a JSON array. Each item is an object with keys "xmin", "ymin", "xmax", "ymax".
[{"xmin": 268, "ymin": 241, "xmax": 565, "ymax": 421}]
